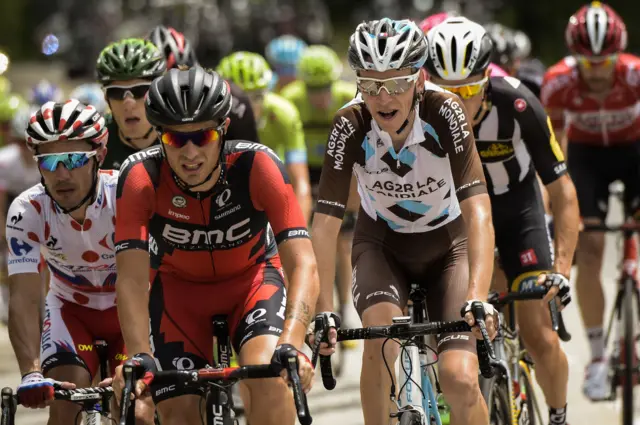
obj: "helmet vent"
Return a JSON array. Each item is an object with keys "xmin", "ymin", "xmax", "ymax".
[
  {"xmin": 451, "ymin": 37, "xmax": 458, "ymax": 70},
  {"xmin": 464, "ymin": 43, "xmax": 473, "ymax": 68}
]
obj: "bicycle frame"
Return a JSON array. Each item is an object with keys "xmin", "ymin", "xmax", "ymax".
[{"xmin": 209, "ymin": 315, "xmax": 236, "ymax": 425}]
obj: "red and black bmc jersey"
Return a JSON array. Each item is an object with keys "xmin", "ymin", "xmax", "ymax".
[{"xmin": 114, "ymin": 141, "xmax": 308, "ymax": 282}]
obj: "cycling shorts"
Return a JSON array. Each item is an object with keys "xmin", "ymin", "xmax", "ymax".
[
  {"xmin": 40, "ymin": 292, "xmax": 125, "ymax": 379},
  {"xmin": 148, "ymin": 259, "xmax": 286, "ymax": 403},
  {"xmin": 567, "ymin": 141, "xmax": 640, "ymax": 221},
  {"xmin": 351, "ymin": 213, "xmax": 474, "ymax": 354},
  {"xmin": 492, "ymin": 172, "xmax": 554, "ymax": 290}
]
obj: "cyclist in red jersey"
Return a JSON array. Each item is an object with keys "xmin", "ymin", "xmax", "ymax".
[
  {"xmin": 112, "ymin": 67, "xmax": 318, "ymax": 425},
  {"xmin": 541, "ymin": 1, "xmax": 639, "ymax": 400}
]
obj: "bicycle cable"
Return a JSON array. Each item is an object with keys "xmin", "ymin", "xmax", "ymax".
[{"xmin": 397, "ymin": 339, "xmax": 426, "ymax": 401}]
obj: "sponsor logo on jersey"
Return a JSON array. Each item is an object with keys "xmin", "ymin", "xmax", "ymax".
[
  {"xmin": 119, "ymin": 146, "xmax": 162, "ymax": 172},
  {"xmin": 439, "ymin": 97, "xmax": 470, "ymax": 154},
  {"xmin": 10, "ymin": 237, "xmax": 33, "ymax": 256},
  {"xmin": 7, "ymin": 212, "xmax": 24, "ymax": 231},
  {"xmin": 214, "ymin": 204, "xmax": 241, "ymax": 220},
  {"xmin": 168, "ymin": 210, "xmax": 190, "ymax": 220},
  {"xmin": 46, "ymin": 236, "xmax": 60, "ymax": 250},
  {"xmin": 172, "ymin": 195, "xmax": 187, "ymax": 208},
  {"xmin": 514, "ymin": 98, "xmax": 527, "ymax": 112},
  {"xmin": 567, "ymin": 104, "xmax": 639, "ymax": 133},
  {"xmin": 327, "ymin": 116, "xmax": 356, "ymax": 171},
  {"xmin": 554, "ymin": 163, "xmax": 567, "ymax": 174},
  {"xmin": 235, "ymin": 142, "xmax": 278, "ymax": 158},
  {"xmin": 366, "ymin": 178, "xmax": 446, "ymax": 198},
  {"xmin": 287, "ymin": 229, "xmax": 309, "ymax": 238},
  {"xmin": 161, "ymin": 218, "xmax": 251, "ymax": 250},
  {"xmin": 216, "ymin": 189, "xmax": 232, "ymax": 208},
  {"xmin": 476, "ymin": 141, "xmax": 516, "ymax": 163},
  {"xmin": 519, "ymin": 248, "xmax": 538, "ymax": 266},
  {"xmin": 41, "ymin": 307, "xmax": 52, "ymax": 352},
  {"xmin": 148, "ymin": 235, "xmax": 159, "ymax": 255},
  {"xmin": 317, "ymin": 199, "xmax": 346, "ymax": 209}
]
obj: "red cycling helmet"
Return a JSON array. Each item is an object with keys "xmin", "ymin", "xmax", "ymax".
[
  {"xmin": 147, "ymin": 25, "xmax": 198, "ymax": 69},
  {"xmin": 565, "ymin": 1, "xmax": 627, "ymax": 57},
  {"xmin": 418, "ymin": 12, "xmax": 455, "ymax": 34}
]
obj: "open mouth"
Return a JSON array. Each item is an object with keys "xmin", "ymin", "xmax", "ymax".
[
  {"xmin": 378, "ymin": 110, "xmax": 398, "ymax": 120},
  {"xmin": 182, "ymin": 163, "xmax": 203, "ymax": 172},
  {"xmin": 124, "ymin": 117, "xmax": 140, "ymax": 125}
]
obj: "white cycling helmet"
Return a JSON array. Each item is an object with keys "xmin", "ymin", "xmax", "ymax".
[
  {"xmin": 424, "ymin": 17, "xmax": 494, "ymax": 80},
  {"xmin": 69, "ymin": 83, "xmax": 109, "ymax": 115},
  {"xmin": 25, "ymin": 100, "xmax": 108, "ymax": 154},
  {"xmin": 348, "ymin": 18, "xmax": 428, "ymax": 72}
]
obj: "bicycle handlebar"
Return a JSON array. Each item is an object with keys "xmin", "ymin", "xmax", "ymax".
[{"xmin": 119, "ymin": 363, "xmax": 312, "ymax": 425}]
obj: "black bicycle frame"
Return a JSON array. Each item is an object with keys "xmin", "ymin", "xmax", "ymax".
[{"xmin": 209, "ymin": 315, "xmax": 236, "ymax": 425}]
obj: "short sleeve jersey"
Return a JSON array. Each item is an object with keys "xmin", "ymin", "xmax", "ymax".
[
  {"xmin": 114, "ymin": 142, "xmax": 308, "ymax": 282},
  {"xmin": 317, "ymin": 82, "xmax": 487, "ymax": 233},
  {"xmin": 258, "ymin": 92, "xmax": 307, "ymax": 164},
  {"xmin": 6, "ymin": 171, "xmax": 119, "ymax": 310}
]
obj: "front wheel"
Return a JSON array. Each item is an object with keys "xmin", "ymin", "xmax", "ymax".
[
  {"xmin": 487, "ymin": 377, "xmax": 512, "ymax": 425},
  {"xmin": 398, "ymin": 410, "xmax": 422, "ymax": 425}
]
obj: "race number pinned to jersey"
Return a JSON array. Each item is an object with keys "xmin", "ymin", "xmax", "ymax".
[
  {"xmin": 514, "ymin": 98, "xmax": 527, "ymax": 113},
  {"xmin": 519, "ymin": 248, "xmax": 538, "ymax": 266}
]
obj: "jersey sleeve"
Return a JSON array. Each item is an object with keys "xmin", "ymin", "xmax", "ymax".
[
  {"xmin": 6, "ymin": 196, "xmax": 43, "ymax": 275},
  {"xmin": 540, "ymin": 66, "xmax": 571, "ymax": 130},
  {"xmin": 227, "ymin": 83, "xmax": 261, "ymax": 143},
  {"xmin": 315, "ymin": 106, "xmax": 363, "ymax": 218},
  {"xmin": 114, "ymin": 161, "xmax": 155, "ymax": 253},
  {"xmin": 623, "ymin": 56, "xmax": 640, "ymax": 98},
  {"xmin": 428, "ymin": 92, "xmax": 487, "ymax": 201},
  {"xmin": 249, "ymin": 151, "xmax": 309, "ymax": 244},
  {"xmin": 514, "ymin": 83, "xmax": 567, "ymax": 185},
  {"xmin": 279, "ymin": 100, "xmax": 308, "ymax": 165}
]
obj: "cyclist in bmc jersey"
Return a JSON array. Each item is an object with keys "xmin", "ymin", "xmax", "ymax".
[
  {"xmin": 280, "ymin": 45, "xmax": 362, "ymax": 329},
  {"xmin": 541, "ymin": 2, "xmax": 640, "ymax": 400},
  {"xmin": 311, "ymin": 19, "xmax": 497, "ymax": 425},
  {"xmin": 6, "ymin": 101, "xmax": 126, "ymax": 423},
  {"xmin": 217, "ymin": 51, "xmax": 312, "ymax": 222},
  {"xmin": 426, "ymin": 18, "xmax": 580, "ymax": 425},
  {"xmin": 113, "ymin": 67, "xmax": 318, "ymax": 425}
]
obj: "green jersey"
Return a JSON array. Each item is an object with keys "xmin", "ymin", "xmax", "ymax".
[
  {"xmin": 280, "ymin": 80, "xmax": 357, "ymax": 167},
  {"xmin": 258, "ymin": 93, "xmax": 307, "ymax": 164},
  {"xmin": 101, "ymin": 116, "xmax": 159, "ymax": 171}
]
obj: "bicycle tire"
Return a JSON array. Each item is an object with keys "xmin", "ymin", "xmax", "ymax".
[
  {"xmin": 518, "ymin": 362, "xmax": 537, "ymax": 425},
  {"xmin": 398, "ymin": 410, "xmax": 422, "ymax": 425},
  {"xmin": 622, "ymin": 277, "xmax": 635, "ymax": 425},
  {"xmin": 487, "ymin": 377, "xmax": 512, "ymax": 425}
]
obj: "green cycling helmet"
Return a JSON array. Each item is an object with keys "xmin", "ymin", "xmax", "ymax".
[
  {"xmin": 297, "ymin": 45, "xmax": 342, "ymax": 88},
  {"xmin": 0, "ymin": 76, "xmax": 11, "ymax": 97},
  {"xmin": 216, "ymin": 52, "xmax": 273, "ymax": 92},
  {"xmin": 0, "ymin": 93, "xmax": 27, "ymax": 123},
  {"xmin": 96, "ymin": 38, "xmax": 166, "ymax": 84}
]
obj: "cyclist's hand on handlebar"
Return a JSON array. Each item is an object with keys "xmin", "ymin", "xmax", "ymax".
[
  {"xmin": 111, "ymin": 353, "xmax": 157, "ymax": 404},
  {"xmin": 539, "ymin": 272, "xmax": 571, "ymax": 310},
  {"xmin": 17, "ymin": 372, "xmax": 75, "ymax": 408},
  {"xmin": 272, "ymin": 344, "xmax": 315, "ymax": 393},
  {"xmin": 306, "ymin": 312, "xmax": 340, "ymax": 356},
  {"xmin": 461, "ymin": 300, "xmax": 500, "ymax": 341}
]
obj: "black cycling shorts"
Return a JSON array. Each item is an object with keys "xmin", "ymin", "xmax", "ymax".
[
  {"xmin": 567, "ymin": 141, "xmax": 640, "ymax": 221},
  {"xmin": 492, "ymin": 172, "xmax": 554, "ymax": 291}
]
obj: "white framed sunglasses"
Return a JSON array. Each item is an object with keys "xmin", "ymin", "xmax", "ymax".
[
  {"xmin": 356, "ymin": 71, "xmax": 421, "ymax": 96},
  {"xmin": 104, "ymin": 82, "xmax": 151, "ymax": 100}
]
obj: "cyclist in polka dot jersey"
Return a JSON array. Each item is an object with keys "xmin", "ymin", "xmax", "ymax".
[{"xmin": 5, "ymin": 101, "xmax": 125, "ymax": 422}]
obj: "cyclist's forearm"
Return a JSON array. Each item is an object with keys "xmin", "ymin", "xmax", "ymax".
[
  {"xmin": 8, "ymin": 275, "xmax": 42, "ymax": 375},
  {"xmin": 288, "ymin": 163, "xmax": 313, "ymax": 224},
  {"xmin": 116, "ymin": 277, "xmax": 151, "ymax": 355},
  {"xmin": 311, "ymin": 223, "xmax": 340, "ymax": 313},
  {"xmin": 280, "ymin": 257, "xmax": 319, "ymax": 348},
  {"xmin": 548, "ymin": 177, "xmax": 580, "ymax": 277},
  {"xmin": 461, "ymin": 194, "xmax": 495, "ymax": 300}
]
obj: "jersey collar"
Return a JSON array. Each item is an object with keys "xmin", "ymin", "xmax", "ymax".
[{"xmin": 371, "ymin": 105, "xmax": 425, "ymax": 150}]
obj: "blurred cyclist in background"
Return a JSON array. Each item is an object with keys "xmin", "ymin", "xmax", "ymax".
[
  {"xmin": 0, "ymin": 103, "xmax": 41, "ymax": 324},
  {"xmin": 217, "ymin": 52, "xmax": 312, "ymax": 222},
  {"xmin": 28, "ymin": 80, "xmax": 64, "ymax": 106},
  {"xmin": 265, "ymin": 35, "xmax": 308, "ymax": 92},
  {"xmin": 542, "ymin": 1, "xmax": 639, "ymax": 401},
  {"xmin": 280, "ymin": 45, "xmax": 361, "ymax": 331},
  {"xmin": 420, "ymin": 13, "xmax": 509, "ymax": 78},
  {"xmin": 0, "ymin": 76, "xmax": 11, "ymax": 97},
  {"xmin": 96, "ymin": 38, "xmax": 167, "ymax": 170},
  {"xmin": 69, "ymin": 83, "xmax": 109, "ymax": 115},
  {"xmin": 0, "ymin": 94, "xmax": 27, "ymax": 146}
]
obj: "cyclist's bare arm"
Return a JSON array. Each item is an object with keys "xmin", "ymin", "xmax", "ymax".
[
  {"xmin": 115, "ymin": 250, "xmax": 152, "ymax": 355},
  {"xmin": 8, "ymin": 273, "xmax": 43, "ymax": 375},
  {"xmin": 278, "ymin": 238, "xmax": 319, "ymax": 347},
  {"xmin": 547, "ymin": 176, "xmax": 579, "ymax": 276},
  {"xmin": 460, "ymin": 195, "xmax": 494, "ymax": 300},
  {"xmin": 310, "ymin": 213, "xmax": 342, "ymax": 312},
  {"xmin": 287, "ymin": 162, "xmax": 313, "ymax": 224}
]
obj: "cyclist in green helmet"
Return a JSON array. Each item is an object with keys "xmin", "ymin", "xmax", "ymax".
[
  {"xmin": 0, "ymin": 76, "xmax": 11, "ymax": 98},
  {"xmin": 217, "ymin": 52, "xmax": 312, "ymax": 222},
  {"xmin": 96, "ymin": 38, "xmax": 166, "ymax": 170},
  {"xmin": 280, "ymin": 45, "xmax": 361, "ymax": 332},
  {"xmin": 0, "ymin": 93, "xmax": 27, "ymax": 146}
]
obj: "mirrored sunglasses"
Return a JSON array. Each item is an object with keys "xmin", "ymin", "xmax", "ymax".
[
  {"xmin": 34, "ymin": 151, "xmax": 98, "ymax": 172},
  {"xmin": 356, "ymin": 71, "xmax": 420, "ymax": 96},
  {"xmin": 438, "ymin": 77, "xmax": 489, "ymax": 100},
  {"xmin": 576, "ymin": 54, "xmax": 617, "ymax": 70},
  {"xmin": 159, "ymin": 126, "xmax": 224, "ymax": 149},
  {"xmin": 104, "ymin": 83, "xmax": 151, "ymax": 100}
]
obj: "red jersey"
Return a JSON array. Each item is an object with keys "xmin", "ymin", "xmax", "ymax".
[
  {"xmin": 541, "ymin": 53, "xmax": 640, "ymax": 146},
  {"xmin": 114, "ymin": 142, "xmax": 308, "ymax": 282}
]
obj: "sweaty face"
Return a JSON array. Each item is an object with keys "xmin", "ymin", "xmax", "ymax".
[
  {"xmin": 359, "ymin": 69, "xmax": 423, "ymax": 135},
  {"xmin": 37, "ymin": 140, "xmax": 96, "ymax": 210},
  {"xmin": 429, "ymin": 72, "xmax": 489, "ymax": 119},
  {"xmin": 106, "ymin": 79, "xmax": 153, "ymax": 139},
  {"xmin": 578, "ymin": 61, "xmax": 616, "ymax": 94},
  {"xmin": 162, "ymin": 119, "xmax": 230, "ymax": 187}
]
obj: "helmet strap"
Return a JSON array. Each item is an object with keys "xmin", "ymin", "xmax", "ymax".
[
  {"xmin": 42, "ymin": 160, "xmax": 100, "ymax": 215},
  {"xmin": 119, "ymin": 126, "xmax": 155, "ymax": 145},
  {"xmin": 395, "ymin": 86, "xmax": 420, "ymax": 135},
  {"xmin": 164, "ymin": 138, "xmax": 227, "ymax": 197}
]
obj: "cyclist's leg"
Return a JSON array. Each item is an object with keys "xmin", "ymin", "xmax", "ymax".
[
  {"xmin": 494, "ymin": 179, "xmax": 568, "ymax": 419},
  {"xmin": 230, "ymin": 259, "xmax": 292, "ymax": 425},
  {"xmin": 40, "ymin": 293, "xmax": 93, "ymax": 425},
  {"xmin": 352, "ymin": 239, "xmax": 409, "ymax": 425},
  {"xmin": 425, "ymin": 237, "xmax": 488, "ymax": 425}
]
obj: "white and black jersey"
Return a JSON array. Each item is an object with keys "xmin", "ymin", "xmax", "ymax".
[{"xmin": 474, "ymin": 76, "xmax": 567, "ymax": 196}]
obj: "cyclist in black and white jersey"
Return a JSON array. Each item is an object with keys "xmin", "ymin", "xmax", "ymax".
[{"xmin": 426, "ymin": 18, "xmax": 580, "ymax": 425}]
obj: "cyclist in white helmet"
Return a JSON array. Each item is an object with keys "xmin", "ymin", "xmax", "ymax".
[
  {"xmin": 5, "ymin": 101, "xmax": 153, "ymax": 424},
  {"xmin": 311, "ymin": 18, "xmax": 496, "ymax": 425}
]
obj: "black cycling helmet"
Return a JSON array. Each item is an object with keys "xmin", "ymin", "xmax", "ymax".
[
  {"xmin": 147, "ymin": 26, "xmax": 198, "ymax": 69},
  {"xmin": 145, "ymin": 66, "xmax": 232, "ymax": 127}
]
